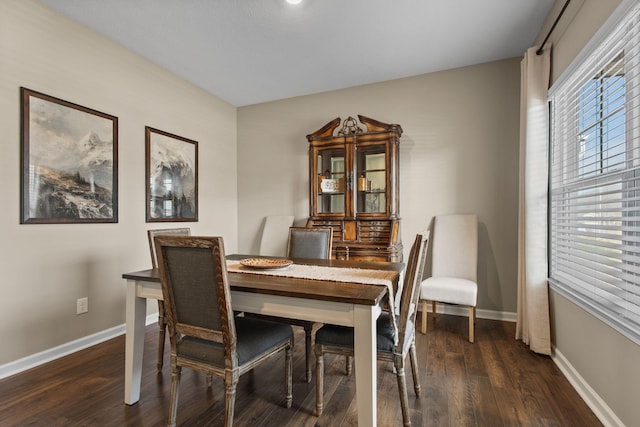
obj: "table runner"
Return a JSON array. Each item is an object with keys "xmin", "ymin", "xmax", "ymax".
[
  {"xmin": 226, "ymin": 260, "xmax": 396, "ymax": 285},
  {"xmin": 226, "ymin": 260, "xmax": 400, "ymax": 343}
]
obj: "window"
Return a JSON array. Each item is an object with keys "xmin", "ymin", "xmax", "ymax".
[
  {"xmin": 577, "ymin": 53, "xmax": 625, "ymax": 179},
  {"xmin": 549, "ymin": 1, "xmax": 640, "ymax": 345}
]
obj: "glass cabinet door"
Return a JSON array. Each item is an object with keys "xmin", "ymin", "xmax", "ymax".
[
  {"xmin": 316, "ymin": 148, "xmax": 345, "ymax": 214},
  {"xmin": 356, "ymin": 145, "xmax": 387, "ymax": 214}
]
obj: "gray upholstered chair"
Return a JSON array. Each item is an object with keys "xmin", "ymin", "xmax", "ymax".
[
  {"xmin": 287, "ymin": 226, "xmax": 333, "ymax": 259},
  {"xmin": 155, "ymin": 235, "xmax": 293, "ymax": 427},
  {"xmin": 287, "ymin": 227, "xmax": 332, "ymax": 382},
  {"xmin": 314, "ymin": 232, "xmax": 428, "ymax": 427},
  {"xmin": 419, "ymin": 214, "xmax": 478, "ymax": 342},
  {"xmin": 147, "ymin": 227, "xmax": 191, "ymax": 371},
  {"xmin": 250, "ymin": 226, "xmax": 333, "ymax": 383}
]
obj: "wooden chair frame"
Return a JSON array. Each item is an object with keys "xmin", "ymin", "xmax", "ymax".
[
  {"xmin": 314, "ymin": 232, "xmax": 429, "ymax": 426},
  {"xmin": 155, "ymin": 235, "xmax": 293, "ymax": 427}
]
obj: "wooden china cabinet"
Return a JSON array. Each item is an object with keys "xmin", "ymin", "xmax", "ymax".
[{"xmin": 306, "ymin": 115, "xmax": 403, "ymax": 262}]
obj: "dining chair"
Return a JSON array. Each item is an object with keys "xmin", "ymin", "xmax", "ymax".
[
  {"xmin": 314, "ymin": 232, "xmax": 429, "ymax": 426},
  {"xmin": 250, "ymin": 226, "xmax": 333, "ymax": 383},
  {"xmin": 419, "ymin": 214, "xmax": 478, "ymax": 342},
  {"xmin": 155, "ymin": 235, "xmax": 293, "ymax": 427},
  {"xmin": 147, "ymin": 227, "xmax": 191, "ymax": 371},
  {"xmin": 287, "ymin": 226, "xmax": 333, "ymax": 259},
  {"xmin": 259, "ymin": 215, "xmax": 295, "ymax": 257},
  {"xmin": 288, "ymin": 226, "xmax": 333, "ymax": 382}
]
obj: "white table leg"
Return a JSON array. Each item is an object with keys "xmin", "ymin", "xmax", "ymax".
[
  {"xmin": 124, "ymin": 280, "xmax": 147, "ymax": 405},
  {"xmin": 353, "ymin": 304, "xmax": 378, "ymax": 427}
]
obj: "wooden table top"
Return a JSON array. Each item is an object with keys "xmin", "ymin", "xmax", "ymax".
[{"xmin": 123, "ymin": 254, "xmax": 404, "ymax": 306}]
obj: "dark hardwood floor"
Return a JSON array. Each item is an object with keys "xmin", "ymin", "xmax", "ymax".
[{"xmin": 0, "ymin": 314, "xmax": 601, "ymax": 426}]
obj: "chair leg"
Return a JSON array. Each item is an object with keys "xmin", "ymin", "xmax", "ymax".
[
  {"xmin": 345, "ymin": 355, "xmax": 353, "ymax": 376},
  {"xmin": 394, "ymin": 356, "xmax": 411, "ymax": 427},
  {"xmin": 315, "ymin": 347, "xmax": 324, "ymax": 416},
  {"xmin": 421, "ymin": 300, "xmax": 427, "ymax": 334},
  {"xmin": 285, "ymin": 341, "xmax": 293, "ymax": 408},
  {"xmin": 304, "ymin": 322, "xmax": 312, "ymax": 383},
  {"xmin": 224, "ymin": 371, "xmax": 239, "ymax": 427},
  {"xmin": 167, "ymin": 365, "xmax": 181, "ymax": 427},
  {"xmin": 157, "ymin": 301, "xmax": 166, "ymax": 372},
  {"xmin": 469, "ymin": 306, "xmax": 476, "ymax": 343},
  {"xmin": 409, "ymin": 341, "xmax": 421, "ymax": 397}
]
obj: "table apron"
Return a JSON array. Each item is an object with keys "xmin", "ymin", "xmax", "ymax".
[
  {"xmin": 136, "ymin": 281, "xmax": 161, "ymax": 300},
  {"xmin": 133, "ymin": 281, "xmax": 381, "ymax": 327},
  {"xmin": 232, "ymin": 291, "xmax": 382, "ymax": 327}
]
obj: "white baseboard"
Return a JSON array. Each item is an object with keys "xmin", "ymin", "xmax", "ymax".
[
  {"xmin": 420, "ymin": 303, "xmax": 517, "ymax": 322},
  {"xmin": 0, "ymin": 314, "xmax": 158, "ymax": 380},
  {"xmin": 551, "ymin": 346, "xmax": 624, "ymax": 427}
]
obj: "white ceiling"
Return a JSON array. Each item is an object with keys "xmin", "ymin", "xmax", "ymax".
[{"xmin": 39, "ymin": 0, "xmax": 555, "ymax": 107}]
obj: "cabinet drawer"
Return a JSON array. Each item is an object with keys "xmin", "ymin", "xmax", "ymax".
[
  {"xmin": 358, "ymin": 221, "xmax": 391, "ymax": 241},
  {"xmin": 309, "ymin": 220, "xmax": 343, "ymax": 242},
  {"xmin": 333, "ymin": 245, "xmax": 395, "ymax": 262}
]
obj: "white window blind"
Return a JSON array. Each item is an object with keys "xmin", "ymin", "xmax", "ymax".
[{"xmin": 549, "ymin": 1, "xmax": 640, "ymax": 344}]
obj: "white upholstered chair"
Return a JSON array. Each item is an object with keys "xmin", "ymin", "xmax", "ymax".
[
  {"xmin": 259, "ymin": 215, "xmax": 295, "ymax": 257},
  {"xmin": 419, "ymin": 214, "xmax": 478, "ymax": 343}
]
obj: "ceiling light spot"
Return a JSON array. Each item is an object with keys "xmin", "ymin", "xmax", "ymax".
[{"xmin": 286, "ymin": 0, "xmax": 302, "ymax": 5}]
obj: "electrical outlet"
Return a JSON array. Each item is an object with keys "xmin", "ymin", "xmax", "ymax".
[{"xmin": 77, "ymin": 297, "xmax": 88, "ymax": 314}]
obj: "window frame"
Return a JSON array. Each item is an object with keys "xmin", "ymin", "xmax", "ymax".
[{"xmin": 548, "ymin": 0, "xmax": 640, "ymax": 347}]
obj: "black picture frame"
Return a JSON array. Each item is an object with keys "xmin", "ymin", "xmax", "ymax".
[
  {"xmin": 145, "ymin": 126, "xmax": 198, "ymax": 222},
  {"xmin": 20, "ymin": 88, "xmax": 118, "ymax": 224}
]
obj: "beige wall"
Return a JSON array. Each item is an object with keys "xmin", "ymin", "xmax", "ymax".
[
  {"xmin": 6, "ymin": 1, "xmax": 635, "ymax": 423},
  {"xmin": 539, "ymin": 1, "xmax": 639, "ymax": 425},
  {"xmin": 238, "ymin": 58, "xmax": 521, "ymax": 315},
  {"xmin": 0, "ymin": 0, "xmax": 238, "ymax": 365}
]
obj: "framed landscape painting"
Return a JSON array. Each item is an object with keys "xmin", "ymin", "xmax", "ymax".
[
  {"xmin": 20, "ymin": 88, "xmax": 118, "ymax": 224},
  {"xmin": 145, "ymin": 127, "xmax": 198, "ymax": 222}
]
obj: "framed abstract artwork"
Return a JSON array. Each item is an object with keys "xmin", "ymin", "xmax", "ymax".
[
  {"xmin": 20, "ymin": 87, "xmax": 118, "ymax": 224},
  {"xmin": 145, "ymin": 127, "xmax": 198, "ymax": 222}
]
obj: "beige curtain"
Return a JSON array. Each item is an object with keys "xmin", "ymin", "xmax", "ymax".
[{"xmin": 516, "ymin": 46, "xmax": 551, "ymax": 355}]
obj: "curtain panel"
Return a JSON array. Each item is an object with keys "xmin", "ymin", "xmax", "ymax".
[{"xmin": 516, "ymin": 46, "xmax": 552, "ymax": 355}]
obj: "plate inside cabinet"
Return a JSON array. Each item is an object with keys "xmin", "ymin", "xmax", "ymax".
[{"xmin": 240, "ymin": 258, "xmax": 293, "ymax": 270}]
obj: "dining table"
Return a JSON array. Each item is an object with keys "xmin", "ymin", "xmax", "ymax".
[{"xmin": 122, "ymin": 254, "xmax": 403, "ymax": 427}]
